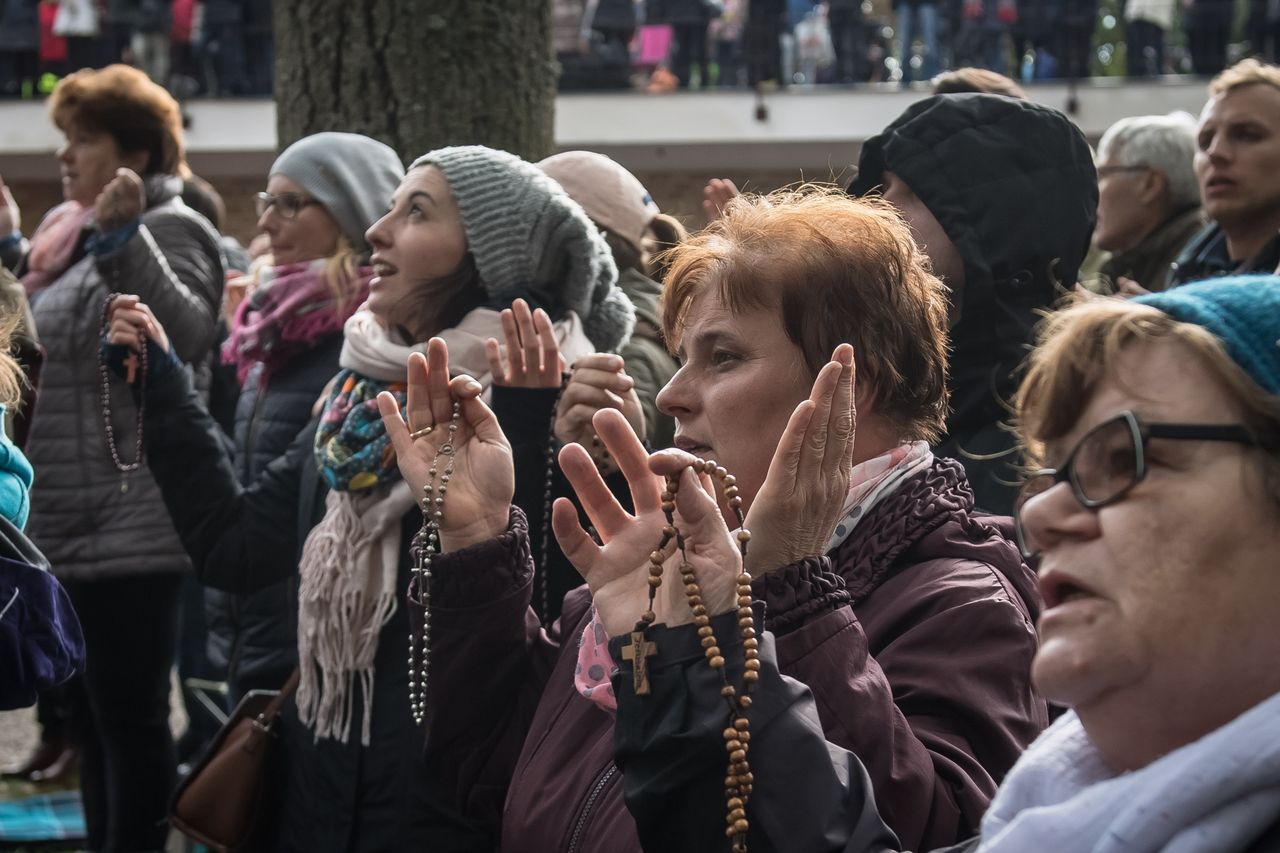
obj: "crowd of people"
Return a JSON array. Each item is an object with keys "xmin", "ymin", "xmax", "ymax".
[
  {"xmin": 7, "ymin": 0, "xmax": 1280, "ymax": 99},
  {"xmin": 1, "ymin": 48, "xmax": 1279, "ymax": 853}
]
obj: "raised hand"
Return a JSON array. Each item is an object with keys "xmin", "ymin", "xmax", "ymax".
[
  {"xmin": 485, "ymin": 298, "xmax": 565, "ymax": 388},
  {"xmin": 552, "ymin": 409, "xmax": 741, "ymax": 638},
  {"xmin": 95, "ymin": 168, "xmax": 146, "ymax": 232},
  {"xmin": 378, "ymin": 338, "xmax": 514, "ymax": 552},
  {"xmin": 554, "ymin": 353, "xmax": 645, "ymax": 462},
  {"xmin": 702, "ymin": 177, "xmax": 741, "ymax": 222},
  {"xmin": 742, "ymin": 344, "xmax": 856, "ymax": 574},
  {"xmin": 0, "ymin": 175, "xmax": 20, "ymax": 236},
  {"xmin": 105, "ymin": 294, "xmax": 171, "ymax": 354}
]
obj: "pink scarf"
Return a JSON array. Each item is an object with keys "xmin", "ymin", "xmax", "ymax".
[
  {"xmin": 221, "ymin": 260, "xmax": 371, "ymax": 384},
  {"xmin": 572, "ymin": 441, "xmax": 935, "ymax": 712},
  {"xmin": 21, "ymin": 201, "xmax": 96, "ymax": 296}
]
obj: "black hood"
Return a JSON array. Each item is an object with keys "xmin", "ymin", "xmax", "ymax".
[{"xmin": 850, "ymin": 93, "xmax": 1097, "ymax": 442}]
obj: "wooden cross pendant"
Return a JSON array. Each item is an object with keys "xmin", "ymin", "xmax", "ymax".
[
  {"xmin": 621, "ymin": 630, "xmax": 658, "ymax": 695},
  {"xmin": 123, "ymin": 352, "xmax": 140, "ymax": 385}
]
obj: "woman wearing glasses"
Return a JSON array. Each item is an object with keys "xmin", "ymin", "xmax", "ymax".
[
  {"xmin": 600, "ymin": 275, "xmax": 1280, "ymax": 852},
  {"xmin": 208, "ymin": 133, "xmax": 404, "ymax": 708},
  {"xmin": 102, "ymin": 145, "xmax": 632, "ymax": 851}
]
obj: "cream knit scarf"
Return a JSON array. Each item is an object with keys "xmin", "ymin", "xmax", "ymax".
[{"xmin": 296, "ymin": 307, "xmax": 594, "ymax": 744}]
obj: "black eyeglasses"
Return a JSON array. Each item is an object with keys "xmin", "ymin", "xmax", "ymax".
[
  {"xmin": 1014, "ymin": 410, "xmax": 1260, "ymax": 558},
  {"xmin": 1096, "ymin": 164, "xmax": 1151, "ymax": 179},
  {"xmin": 254, "ymin": 192, "xmax": 321, "ymax": 220}
]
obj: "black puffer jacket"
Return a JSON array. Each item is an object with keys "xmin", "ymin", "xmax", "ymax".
[
  {"xmin": 204, "ymin": 332, "xmax": 343, "ymax": 693},
  {"xmin": 850, "ymin": 94, "xmax": 1097, "ymax": 514}
]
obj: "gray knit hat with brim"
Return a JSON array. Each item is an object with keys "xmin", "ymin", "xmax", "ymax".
[
  {"xmin": 409, "ymin": 145, "xmax": 634, "ymax": 353},
  {"xmin": 271, "ymin": 132, "xmax": 405, "ymax": 254}
]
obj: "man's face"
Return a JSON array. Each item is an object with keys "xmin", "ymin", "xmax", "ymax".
[
  {"xmin": 1194, "ymin": 84, "xmax": 1280, "ymax": 230},
  {"xmin": 1093, "ymin": 158, "xmax": 1164, "ymax": 255},
  {"xmin": 880, "ymin": 171, "xmax": 964, "ymax": 327}
]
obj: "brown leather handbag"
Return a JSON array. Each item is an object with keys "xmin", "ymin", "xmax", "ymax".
[{"xmin": 170, "ymin": 670, "xmax": 299, "ymax": 852}]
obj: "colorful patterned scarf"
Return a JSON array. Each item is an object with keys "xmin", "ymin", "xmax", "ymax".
[{"xmin": 313, "ymin": 370, "xmax": 406, "ymax": 493}]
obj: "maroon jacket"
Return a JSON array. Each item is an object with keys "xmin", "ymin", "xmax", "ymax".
[{"xmin": 422, "ymin": 457, "xmax": 1046, "ymax": 852}]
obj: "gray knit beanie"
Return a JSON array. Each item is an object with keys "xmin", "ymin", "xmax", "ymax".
[
  {"xmin": 409, "ymin": 145, "xmax": 634, "ymax": 353},
  {"xmin": 270, "ymin": 132, "xmax": 405, "ymax": 254}
]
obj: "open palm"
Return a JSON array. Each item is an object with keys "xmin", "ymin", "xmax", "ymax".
[
  {"xmin": 378, "ymin": 338, "xmax": 514, "ymax": 552},
  {"xmin": 553, "ymin": 409, "xmax": 742, "ymax": 638}
]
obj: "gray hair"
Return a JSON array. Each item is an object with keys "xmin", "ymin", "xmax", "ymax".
[{"xmin": 1097, "ymin": 112, "xmax": 1201, "ymax": 210}]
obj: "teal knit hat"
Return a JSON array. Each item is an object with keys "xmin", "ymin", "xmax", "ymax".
[
  {"xmin": 1134, "ymin": 275, "xmax": 1280, "ymax": 396},
  {"xmin": 408, "ymin": 145, "xmax": 634, "ymax": 353}
]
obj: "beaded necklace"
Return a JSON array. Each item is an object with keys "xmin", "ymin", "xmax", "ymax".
[
  {"xmin": 624, "ymin": 458, "xmax": 758, "ymax": 853},
  {"xmin": 96, "ymin": 287, "xmax": 146, "ymax": 493},
  {"xmin": 407, "ymin": 400, "xmax": 461, "ymax": 726}
]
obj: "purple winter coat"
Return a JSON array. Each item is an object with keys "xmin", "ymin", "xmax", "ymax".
[{"xmin": 421, "ymin": 457, "xmax": 1046, "ymax": 852}]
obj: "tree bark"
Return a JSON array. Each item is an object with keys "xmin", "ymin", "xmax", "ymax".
[{"xmin": 274, "ymin": 0, "xmax": 556, "ymax": 163}]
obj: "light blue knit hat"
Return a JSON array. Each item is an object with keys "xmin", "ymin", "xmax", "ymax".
[
  {"xmin": 1134, "ymin": 275, "xmax": 1280, "ymax": 396},
  {"xmin": 409, "ymin": 145, "xmax": 634, "ymax": 353}
]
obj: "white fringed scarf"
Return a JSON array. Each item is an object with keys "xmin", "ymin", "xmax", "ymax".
[{"xmin": 295, "ymin": 307, "xmax": 594, "ymax": 744}]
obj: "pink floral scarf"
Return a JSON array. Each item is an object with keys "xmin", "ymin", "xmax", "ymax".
[{"xmin": 573, "ymin": 441, "xmax": 935, "ymax": 712}]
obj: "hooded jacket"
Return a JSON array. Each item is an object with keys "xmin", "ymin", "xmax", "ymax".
[
  {"xmin": 424, "ymin": 457, "xmax": 1045, "ymax": 852},
  {"xmin": 850, "ymin": 94, "xmax": 1098, "ymax": 514}
]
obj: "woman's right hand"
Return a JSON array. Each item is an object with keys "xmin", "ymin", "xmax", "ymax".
[
  {"xmin": 552, "ymin": 409, "xmax": 741, "ymax": 638},
  {"xmin": 485, "ymin": 298, "xmax": 565, "ymax": 389},
  {"xmin": 106, "ymin": 295, "xmax": 172, "ymax": 354},
  {"xmin": 378, "ymin": 338, "xmax": 515, "ymax": 552},
  {"xmin": 554, "ymin": 354, "xmax": 645, "ymax": 448},
  {"xmin": 0, "ymin": 175, "xmax": 21, "ymax": 236}
]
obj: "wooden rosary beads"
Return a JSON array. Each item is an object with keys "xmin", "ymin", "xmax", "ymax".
[
  {"xmin": 406, "ymin": 401, "xmax": 461, "ymax": 726},
  {"xmin": 633, "ymin": 458, "xmax": 758, "ymax": 853}
]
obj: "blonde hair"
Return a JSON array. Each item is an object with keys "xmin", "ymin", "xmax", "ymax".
[
  {"xmin": 1016, "ymin": 298, "xmax": 1280, "ymax": 495},
  {"xmin": 0, "ymin": 277, "xmax": 26, "ymax": 410},
  {"xmin": 1209, "ymin": 58, "xmax": 1280, "ymax": 98},
  {"xmin": 324, "ymin": 237, "xmax": 363, "ymax": 313},
  {"xmin": 661, "ymin": 186, "xmax": 950, "ymax": 443}
]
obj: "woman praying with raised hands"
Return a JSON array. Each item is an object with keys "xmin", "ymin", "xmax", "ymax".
[{"xmin": 381, "ymin": 187, "xmax": 1047, "ymax": 852}]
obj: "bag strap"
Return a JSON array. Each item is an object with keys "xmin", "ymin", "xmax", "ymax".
[{"xmin": 258, "ymin": 669, "xmax": 300, "ymax": 726}]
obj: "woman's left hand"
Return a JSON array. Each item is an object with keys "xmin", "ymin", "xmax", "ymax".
[
  {"xmin": 485, "ymin": 298, "xmax": 565, "ymax": 389},
  {"xmin": 95, "ymin": 168, "xmax": 146, "ymax": 233},
  {"xmin": 105, "ymin": 294, "xmax": 171, "ymax": 354},
  {"xmin": 378, "ymin": 339, "xmax": 514, "ymax": 552},
  {"xmin": 553, "ymin": 409, "xmax": 742, "ymax": 637},
  {"xmin": 742, "ymin": 344, "xmax": 856, "ymax": 574}
]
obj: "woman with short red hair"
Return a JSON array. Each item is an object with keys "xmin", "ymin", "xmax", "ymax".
[{"xmin": 383, "ymin": 187, "xmax": 1048, "ymax": 851}]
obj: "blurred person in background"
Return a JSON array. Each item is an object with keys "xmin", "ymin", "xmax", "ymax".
[
  {"xmin": 1093, "ymin": 113, "xmax": 1205, "ymax": 295},
  {"xmin": 1125, "ymin": 0, "xmax": 1176, "ymax": 77},
  {"xmin": 850, "ymin": 93, "xmax": 1098, "ymax": 514},
  {"xmin": 895, "ymin": 0, "xmax": 942, "ymax": 83},
  {"xmin": 0, "ymin": 64, "xmax": 222, "ymax": 850},
  {"xmin": 1184, "ymin": 0, "xmax": 1235, "ymax": 76},
  {"xmin": 1171, "ymin": 60, "xmax": 1280, "ymax": 286}
]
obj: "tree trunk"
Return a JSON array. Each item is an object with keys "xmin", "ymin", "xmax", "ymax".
[{"xmin": 274, "ymin": 0, "xmax": 557, "ymax": 163}]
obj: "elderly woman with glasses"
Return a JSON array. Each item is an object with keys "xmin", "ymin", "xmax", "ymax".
[{"xmin": 585, "ymin": 274, "xmax": 1280, "ymax": 852}]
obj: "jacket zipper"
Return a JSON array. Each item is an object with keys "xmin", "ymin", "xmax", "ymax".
[
  {"xmin": 566, "ymin": 761, "xmax": 618, "ymax": 853},
  {"xmin": 242, "ymin": 370, "xmax": 269, "ymax": 482}
]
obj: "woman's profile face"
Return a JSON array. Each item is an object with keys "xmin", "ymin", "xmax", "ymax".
[
  {"xmin": 655, "ymin": 286, "xmax": 813, "ymax": 514},
  {"xmin": 56, "ymin": 124, "xmax": 141, "ymax": 207},
  {"xmin": 364, "ymin": 166, "xmax": 468, "ymax": 331},
  {"xmin": 257, "ymin": 174, "xmax": 342, "ymax": 267},
  {"xmin": 1019, "ymin": 339, "xmax": 1280, "ymax": 766}
]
